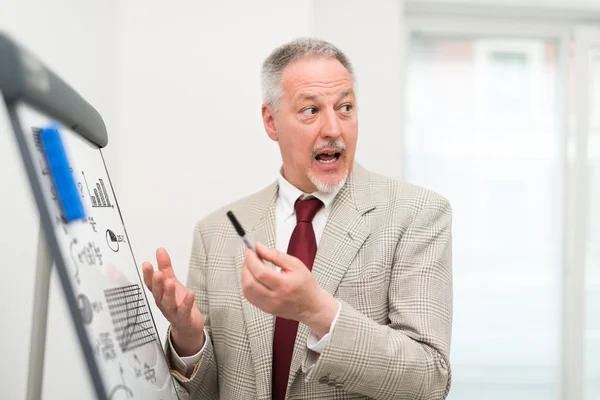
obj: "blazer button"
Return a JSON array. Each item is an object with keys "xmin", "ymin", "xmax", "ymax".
[
  {"xmin": 328, "ymin": 381, "xmax": 336, "ymax": 387},
  {"xmin": 335, "ymin": 383, "xmax": 344, "ymax": 389},
  {"xmin": 319, "ymin": 377, "xmax": 329, "ymax": 384}
]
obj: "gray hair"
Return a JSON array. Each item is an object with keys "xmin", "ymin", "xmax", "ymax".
[{"xmin": 261, "ymin": 37, "xmax": 355, "ymax": 112}]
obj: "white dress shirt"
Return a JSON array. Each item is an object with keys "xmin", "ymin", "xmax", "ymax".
[{"xmin": 170, "ymin": 173, "xmax": 343, "ymax": 376}]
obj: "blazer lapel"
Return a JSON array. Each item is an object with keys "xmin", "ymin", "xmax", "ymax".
[
  {"xmin": 287, "ymin": 163, "xmax": 375, "ymax": 389},
  {"xmin": 235, "ymin": 182, "xmax": 278, "ymax": 400}
]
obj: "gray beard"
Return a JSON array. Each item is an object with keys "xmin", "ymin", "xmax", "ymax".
[{"xmin": 308, "ymin": 167, "xmax": 348, "ymax": 193}]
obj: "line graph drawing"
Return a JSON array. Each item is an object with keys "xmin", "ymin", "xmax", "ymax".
[{"xmin": 104, "ymin": 284, "xmax": 156, "ymax": 353}]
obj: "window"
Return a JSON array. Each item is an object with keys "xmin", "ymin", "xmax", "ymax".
[
  {"xmin": 405, "ymin": 34, "xmax": 562, "ymax": 400},
  {"xmin": 403, "ymin": 13, "xmax": 600, "ymax": 399}
]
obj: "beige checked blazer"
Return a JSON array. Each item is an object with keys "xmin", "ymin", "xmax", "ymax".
[{"xmin": 165, "ymin": 163, "xmax": 453, "ymax": 400}]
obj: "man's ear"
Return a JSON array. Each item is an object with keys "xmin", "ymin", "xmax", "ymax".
[{"xmin": 262, "ymin": 104, "xmax": 279, "ymax": 141}]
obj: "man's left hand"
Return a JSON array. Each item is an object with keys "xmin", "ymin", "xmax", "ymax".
[{"xmin": 241, "ymin": 242, "xmax": 338, "ymax": 338}]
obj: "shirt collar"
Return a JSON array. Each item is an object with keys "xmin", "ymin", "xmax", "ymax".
[{"xmin": 277, "ymin": 172, "xmax": 341, "ymax": 219}]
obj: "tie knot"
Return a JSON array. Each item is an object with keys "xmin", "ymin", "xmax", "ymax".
[{"xmin": 294, "ymin": 197, "xmax": 323, "ymax": 223}]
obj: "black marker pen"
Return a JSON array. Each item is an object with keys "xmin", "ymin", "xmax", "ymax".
[{"xmin": 226, "ymin": 211, "xmax": 262, "ymax": 260}]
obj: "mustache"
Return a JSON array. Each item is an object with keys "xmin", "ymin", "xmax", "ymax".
[{"xmin": 311, "ymin": 141, "xmax": 346, "ymax": 158}]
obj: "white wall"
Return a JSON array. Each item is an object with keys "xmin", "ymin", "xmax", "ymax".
[{"xmin": 0, "ymin": 1, "xmax": 119, "ymax": 399}]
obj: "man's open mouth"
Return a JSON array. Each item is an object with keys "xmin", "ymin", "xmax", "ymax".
[{"xmin": 315, "ymin": 150, "xmax": 342, "ymax": 163}]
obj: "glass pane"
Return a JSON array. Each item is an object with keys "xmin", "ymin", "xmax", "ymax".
[
  {"xmin": 405, "ymin": 35, "xmax": 562, "ymax": 400},
  {"xmin": 585, "ymin": 46, "xmax": 600, "ymax": 400}
]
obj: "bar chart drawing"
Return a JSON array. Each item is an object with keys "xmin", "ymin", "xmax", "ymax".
[
  {"xmin": 104, "ymin": 284, "xmax": 157, "ymax": 353},
  {"xmin": 82, "ymin": 171, "xmax": 114, "ymax": 208}
]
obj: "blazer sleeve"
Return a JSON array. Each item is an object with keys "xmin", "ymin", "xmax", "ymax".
[
  {"xmin": 164, "ymin": 222, "xmax": 220, "ymax": 400},
  {"xmin": 303, "ymin": 195, "xmax": 453, "ymax": 400}
]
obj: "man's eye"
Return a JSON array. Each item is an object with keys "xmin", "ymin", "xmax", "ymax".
[
  {"xmin": 301, "ymin": 107, "xmax": 318, "ymax": 115},
  {"xmin": 340, "ymin": 104, "xmax": 353, "ymax": 112}
]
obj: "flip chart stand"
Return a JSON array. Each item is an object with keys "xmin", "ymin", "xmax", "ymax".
[{"xmin": 25, "ymin": 222, "xmax": 53, "ymax": 400}]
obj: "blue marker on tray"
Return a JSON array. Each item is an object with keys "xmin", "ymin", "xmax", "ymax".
[{"xmin": 39, "ymin": 124, "xmax": 86, "ymax": 222}]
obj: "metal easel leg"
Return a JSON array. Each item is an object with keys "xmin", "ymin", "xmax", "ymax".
[{"xmin": 26, "ymin": 221, "xmax": 53, "ymax": 400}]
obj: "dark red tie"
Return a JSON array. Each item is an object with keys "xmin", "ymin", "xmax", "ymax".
[{"xmin": 272, "ymin": 197, "xmax": 323, "ymax": 400}]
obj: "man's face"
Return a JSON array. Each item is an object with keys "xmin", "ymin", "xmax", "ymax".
[{"xmin": 262, "ymin": 56, "xmax": 358, "ymax": 193}]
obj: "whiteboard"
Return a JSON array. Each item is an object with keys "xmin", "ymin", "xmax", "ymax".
[{"xmin": 9, "ymin": 101, "xmax": 179, "ymax": 400}]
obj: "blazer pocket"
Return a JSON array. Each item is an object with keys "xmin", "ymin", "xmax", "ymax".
[{"xmin": 337, "ymin": 262, "xmax": 390, "ymax": 322}]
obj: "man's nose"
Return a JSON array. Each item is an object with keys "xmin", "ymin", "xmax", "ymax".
[{"xmin": 319, "ymin": 109, "xmax": 342, "ymax": 140}]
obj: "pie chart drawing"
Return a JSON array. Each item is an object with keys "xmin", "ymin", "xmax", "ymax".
[
  {"xmin": 77, "ymin": 294, "xmax": 93, "ymax": 325},
  {"xmin": 106, "ymin": 229, "xmax": 119, "ymax": 252}
]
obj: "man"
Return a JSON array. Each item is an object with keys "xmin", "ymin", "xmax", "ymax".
[{"xmin": 142, "ymin": 38, "xmax": 453, "ymax": 400}]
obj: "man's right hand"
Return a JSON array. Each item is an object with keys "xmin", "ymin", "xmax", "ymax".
[{"xmin": 142, "ymin": 248, "xmax": 205, "ymax": 357}]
